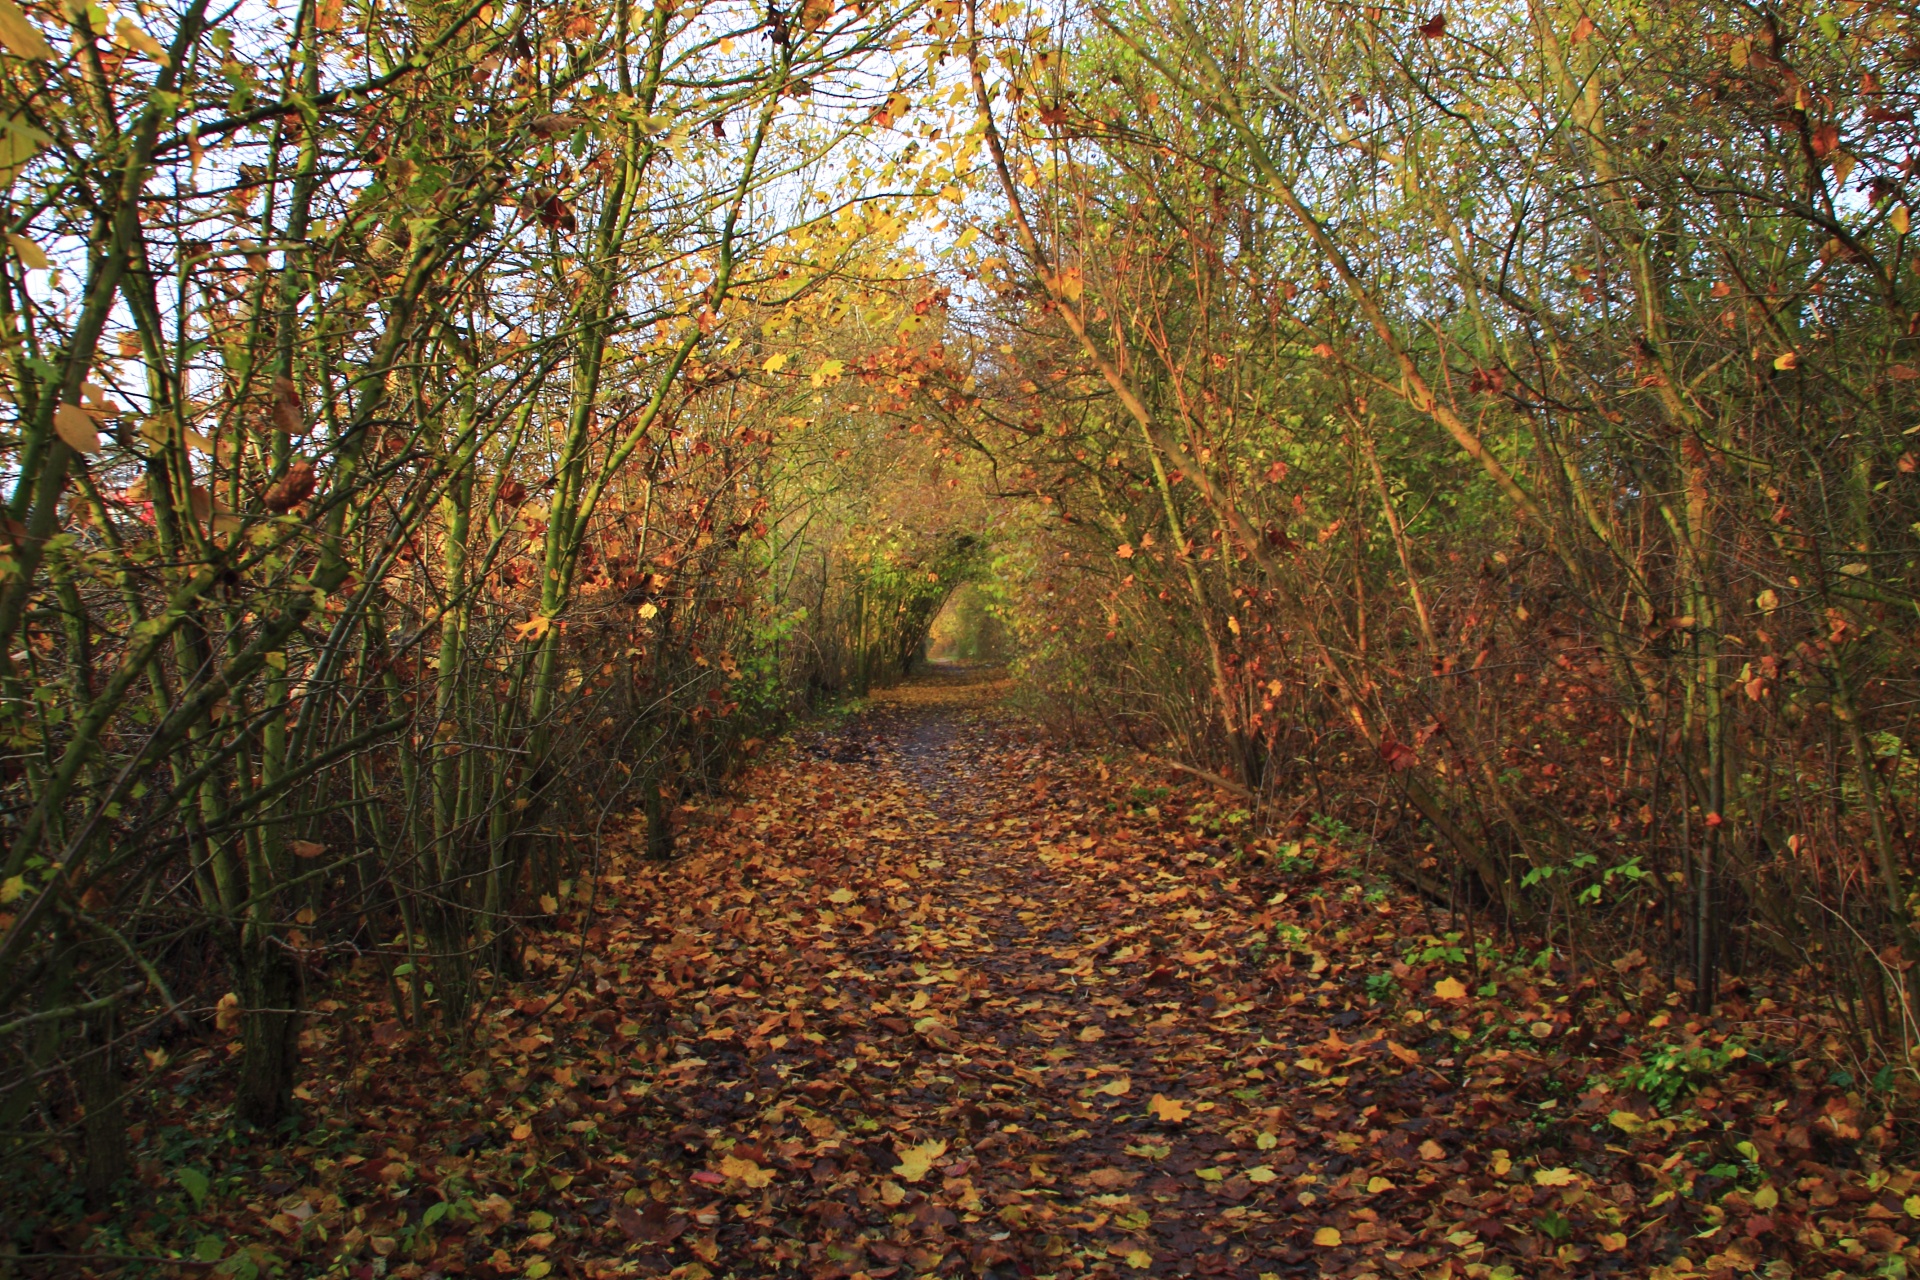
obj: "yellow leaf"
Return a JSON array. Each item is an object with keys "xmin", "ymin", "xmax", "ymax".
[
  {"xmin": 0, "ymin": 874, "xmax": 23, "ymax": 903},
  {"xmin": 762, "ymin": 352, "xmax": 788, "ymax": 372},
  {"xmin": 719, "ymin": 1155, "xmax": 774, "ymax": 1188},
  {"xmin": 828, "ymin": 887, "xmax": 856, "ymax": 904},
  {"xmin": 892, "ymin": 1138, "xmax": 947, "ymax": 1183},
  {"xmin": 1123, "ymin": 1251, "xmax": 1151, "ymax": 1270},
  {"xmin": 1194, "ymin": 1166, "xmax": 1224, "ymax": 1182},
  {"xmin": 515, "ymin": 614, "xmax": 552, "ymax": 642},
  {"xmin": 1146, "ymin": 1094, "xmax": 1191, "ymax": 1123},
  {"xmin": 1773, "ymin": 350, "xmax": 1798, "ymax": 371},
  {"xmin": 1077, "ymin": 1025, "xmax": 1105, "ymax": 1042},
  {"xmin": 1433, "ymin": 976, "xmax": 1467, "ymax": 1000},
  {"xmin": 1245, "ymin": 1166, "xmax": 1276, "ymax": 1183},
  {"xmin": 1092, "ymin": 1076, "xmax": 1131, "ymax": 1097},
  {"xmin": 1313, "ymin": 1227, "xmax": 1342, "ymax": 1247},
  {"xmin": 511, "ymin": 1122, "xmax": 532, "ymax": 1140},
  {"xmin": 1754, "ymin": 589, "xmax": 1779, "ymax": 614},
  {"xmin": 214, "ymin": 992, "xmax": 241, "ymax": 1032},
  {"xmin": 1753, "ymin": 1184, "xmax": 1778, "ymax": 1211},
  {"xmin": 1896, "ymin": 204, "xmax": 1912, "ymax": 236},
  {"xmin": 1905, "ymin": 1193, "xmax": 1920, "ymax": 1219},
  {"xmin": 1490, "ymin": 1150, "xmax": 1512, "ymax": 1177},
  {"xmin": 1608, "ymin": 1109, "xmax": 1644, "ymax": 1134},
  {"xmin": 1598, "ymin": 1231, "xmax": 1627, "ymax": 1252},
  {"xmin": 809, "ymin": 358, "xmax": 844, "ymax": 388},
  {"xmin": 954, "ymin": 226, "xmax": 979, "ymax": 249},
  {"xmin": 7, "ymin": 232, "xmax": 44, "ymax": 269},
  {"xmin": 0, "ymin": 115, "xmax": 49, "ymax": 184},
  {"xmin": 1533, "ymin": 1166, "xmax": 1577, "ymax": 1187},
  {"xmin": 1256, "ymin": 1131, "xmax": 1277, "ymax": 1150},
  {"xmin": 115, "ymin": 16, "xmax": 169, "ymax": 65},
  {"xmin": 54, "ymin": 403, "xmax": 102, "ymax": 454},
  {"xmin": 0, "ymin": 0, "xmax": 54, "ymax": 60},
  {"xmin": 1367, "ymin": 1176, "xmax": 1395, "ymax": 1193}
]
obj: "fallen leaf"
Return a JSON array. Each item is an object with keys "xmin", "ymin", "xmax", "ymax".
[
  {"xmin": 1433, "ymin": 976, "xmax": 1467, "ymax": 1000},
  {"xmin": 1147, "ymin": 1094, "xmax": 1191, "ymax": 1123},
  {"xmin": 1533, "ymin": 1166, "xmax": 1577, "ymax": 1187},
  {"xmin": 892, "ymin": 1138, "xmax": 947, "ymax": 1182},
  {"xmin": 718, "ymin": 1154, "xmax": 774, "ymax": 1188},
  {"xmin": 1314, "ymin": 1226, "xmax": 1343, "ymax": 1246}
]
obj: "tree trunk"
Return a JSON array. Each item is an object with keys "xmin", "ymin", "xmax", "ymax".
[{"xmin": 235, "ymin": 944, "xmax": 302, "ymax": 1129}]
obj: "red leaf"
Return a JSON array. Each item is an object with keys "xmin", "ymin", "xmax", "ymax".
[
  {"xmin": 1418, "ymin": 12, "xmax": 1446, "ymax": 38},
  {"xmin": 1379, "ymin": 738, "xmax": 1418, "ymax": 771}
]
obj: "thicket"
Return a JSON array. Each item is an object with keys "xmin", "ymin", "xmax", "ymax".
[
  {"xmin": 944, "ymin": 0, "xmax": 1920, "ymax": 1083},
  {"xmin": 0, "ymin": 0, "xmax": 991, "ymax": 1206}
]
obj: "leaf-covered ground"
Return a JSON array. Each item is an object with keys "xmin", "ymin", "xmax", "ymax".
[{"xmin": 32, "ymin": 667, "xmax": 1920, "ymax": 1279}]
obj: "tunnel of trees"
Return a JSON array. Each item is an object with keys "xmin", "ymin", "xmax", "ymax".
[{"xmin": 6, "ymin": 0, "xmax": 1920, "ymax": 1264}]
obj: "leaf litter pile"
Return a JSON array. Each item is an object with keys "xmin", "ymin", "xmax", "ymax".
[{"xmin": 56, "ymin": 669, "xmax": 1920, "ymax": 1279}]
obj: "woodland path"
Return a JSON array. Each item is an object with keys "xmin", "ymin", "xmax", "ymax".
[
  {"xmin": 590, "ymin": 665, "xmax": 1409, "ymax": 1280},
  {"xmin": 134, "ymin": 665, "xmax": 1846, "ymax": 1280}
]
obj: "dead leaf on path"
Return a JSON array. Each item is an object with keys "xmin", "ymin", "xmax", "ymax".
[
  {"xmin": 892, "ymin": 1139, "xmax": 947, "ymax": 1182},
  {"xmin": 1147, "ymin": 1093, "xmax": 1191, "ymax": 1122},
  {"xmin": 718, "ymin": 1154, "xmax": 774, "ymax": 1188}
]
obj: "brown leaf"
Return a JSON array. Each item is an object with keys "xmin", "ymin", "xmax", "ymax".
[{"xmin": 264, "ymin": 460, "xmax": 317, "ymax": 512}]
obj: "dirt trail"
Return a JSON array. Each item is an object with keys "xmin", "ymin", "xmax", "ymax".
[{"xmin": 607, "ymin": 665, "xmax": 1364, "ymax": 1279}]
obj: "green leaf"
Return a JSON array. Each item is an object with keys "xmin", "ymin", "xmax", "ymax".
[
  {"xmin": 421, "ymin": 1200, "xmax": 450, "ymax": 1228},
  {"xmin": 176, "ymin": 1166, "xmax": 211, "ymax": 1207},
  {"xmin": 194, "ymin": 1236, "xmax": 226, "ymax": 1262}
]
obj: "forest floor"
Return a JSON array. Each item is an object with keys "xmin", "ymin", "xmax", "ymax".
[{"xmin": 31, "ymin": 666, "xmax": 1920, "ymax": 1280}]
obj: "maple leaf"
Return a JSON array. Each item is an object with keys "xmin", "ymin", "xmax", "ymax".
[
  {"xmin": 1146, "ymin": 1094, "xmax": 1191, "ymax": 1122},
  {"xmin": 1433, "ymin": 976, "xmax": 1467, "ymax": 1000},
  {"xmin": 1534, "ymin": 1166, "xmax": 1578, "ymax": 1187},
  {"xmin": 892, "ymin": 1138, "xmax": 947, "ymax": 1182}
]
